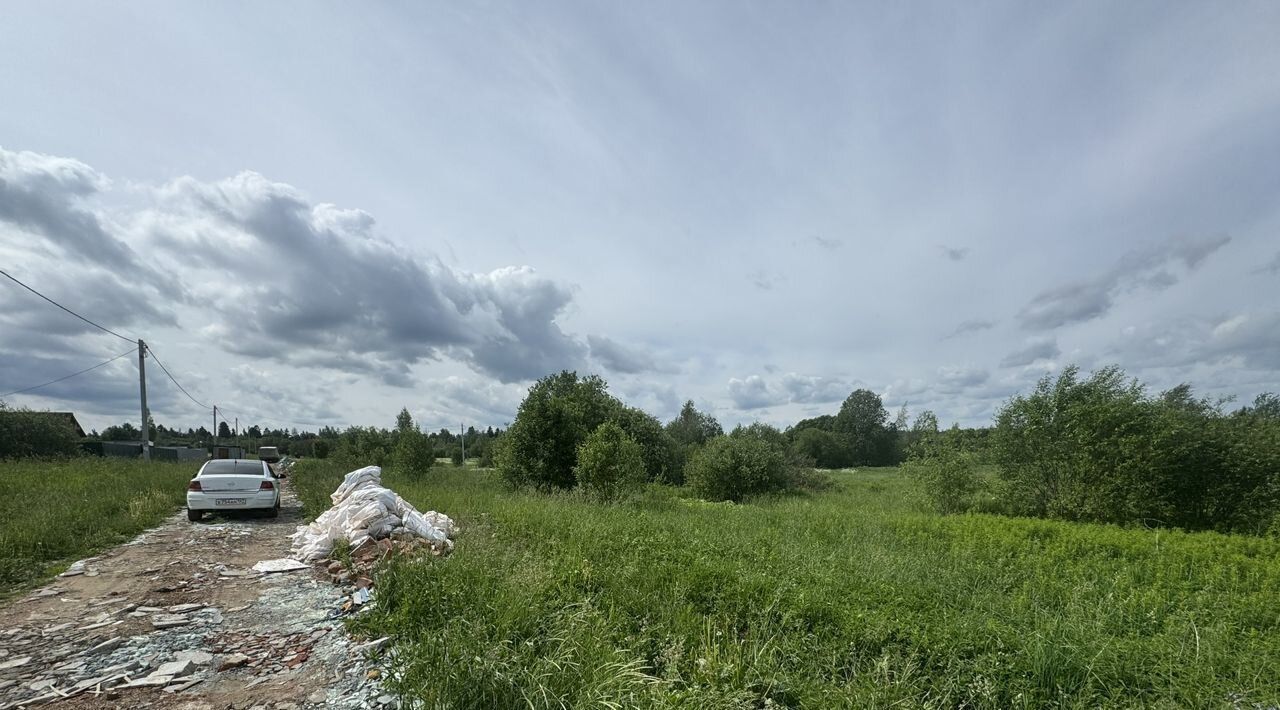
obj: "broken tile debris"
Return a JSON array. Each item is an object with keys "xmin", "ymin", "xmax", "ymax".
[{"xmin": 0, "ymin": 475, "xmax": 398, "ymax": 710}]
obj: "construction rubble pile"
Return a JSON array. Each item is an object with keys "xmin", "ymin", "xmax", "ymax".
[
  {"xmin": 0, "ymin": 568, "xmax": 394, "ymax": 709},
  {"xmin": 0, "ymin": 476, "xmax": 431, "ymax": 710},
  {"xmin": 291, "ymin": 465, "xmax": 456, "ymax": 564}
]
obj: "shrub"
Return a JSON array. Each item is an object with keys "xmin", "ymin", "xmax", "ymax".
[
  {"xmin": 479, "ymin": 443, "xmax": 497, "ymax": 468},
  {"xmin": 573, "ymin": 421, "xmax": 646, "ymax": 500},
  {"xmin": 613, "ymin": 406, "xmax": 681, "ymax": 484},
  {"xmin": 686, "ymin": 435, "xmax": 789, "ymax": 502},
  {"xmin": 991, "ymin": 366, "xmax": 1280, "ymax": 533},
  {"xmin": 313, "ymin": 440, "xmax": 330, "ymax": 459},
  {"xmin": 392, "ymin": 428, "xmax": 435, "ymax": 475},
  {"xmin": 497, "ymin": 371, "xmax": 622, "ymax": 490},
  {"xmin": 333, "ymin": 426, "xmax": 393, "ymax": 468},
  {"xmin": 0, "ymin": 403, "xmax": 80, "ymax": 459},
  {"xmin": 789, "ymin": 428, "xmax": 852, "ymax": 469},
  {"xmin": 904, "ymin": 443, "xmax": 981, "ymax": 514}
]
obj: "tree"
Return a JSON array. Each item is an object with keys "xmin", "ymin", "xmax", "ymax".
[
  {"xmin": 396, "ymin": 408, "xmax": 414, "ymax": 434},
  {"xmin": 835, "ymin": 389, "xmax": 896, "ymax": 465},
  {"xmin": 497, "ymin": 371, "xmax": 622, "ymax": 490},
  {"xmin": 912, "ymin": 411, "xmax": 939, "ymax": 435},
  {"xmin": 790, "ymin": 428, "xmax": 851, "ymax": 469},
  {"xmin": 218, "ymin": 421, "xmax": 232, "ymax": 439},
  {"xmin": 391, "ymin": 410, "xmax": 435, "ymax": 475},
  {"xmin": 334, "ymin": 426, "xmax": 394, "ymax": 468},
  {"xmin": 573, "ymin": 421, "xmax": 646, "ymax": 500},
  {"xmin": 730, "ymin": 422, "xmax": 788, "ymax": 450},
  {"xmin": 103, "ymin": 422, "xmax": 140, "ymax": 441},
  {"xmin": 247, "ymin": 425, "xmax": 262, "ymax": 439},
  {"xmin": 665, "ymin": 400, "xmax": 723, "ymax": 446}
]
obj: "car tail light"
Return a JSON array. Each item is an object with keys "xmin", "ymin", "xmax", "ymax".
[
  {"xmin": 260, "ymin": 481, "xmax": 275, "ymax": 491},
  {"xmin": 187, "ymin": 480, "xmax": 202, "ymax": 491}
]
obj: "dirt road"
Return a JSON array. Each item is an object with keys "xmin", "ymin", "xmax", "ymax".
[{"xmin": 0, "ymin": 481, "xmax": 390, "ymax": 710}]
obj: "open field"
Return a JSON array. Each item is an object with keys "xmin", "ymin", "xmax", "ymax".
[
  {"xmin": 295, "ymin": 460, "xmax": 1280, "ymax": 709},
  {"xmin": 0, "ymin": 458, "xmax": 195, "ymax": 592}
]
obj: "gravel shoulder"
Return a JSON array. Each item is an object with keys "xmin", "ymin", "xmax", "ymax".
[{"xmin": 0, "ymin": 480, "xmax": 391, "ymax": 710}]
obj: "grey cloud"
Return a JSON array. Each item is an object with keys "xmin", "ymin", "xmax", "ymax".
[
  {"xmin": 943, "ymin": 319, "xmax": 996, "ymax": 339},
  {"xmin": 0, "ymin": 348, "xmax": 179, "ymax": 416},
  {"xmin": 935, "ymin": 366, "xmax": 990, "ymax": 393},
  {"xmin": 0, "ymin": 147, "xmax": 184, "ymax": 299},
  {"xmin": 1000, "ymin": 337, "xmax": 1060, "ymax": 368},
  {"xmin": 1017, "ymin": 235, "xmax": 1231, "ymax": 330},
  {"xmin": 430, "ymin": 376, "xmax": 526, "ymax": 425},
  {"xmin": 1256, "ymin": 251, "xmax": 1280, "ymax": 276},
  {"xmin": 748, "ymin": 270, "xmax": 783, "ymax": 291},
  {"xmin": 1200, "ymin": 313, "xmax": 1280, "ymax": 371},
  {"xmin": 810, "ymin": 235, "xmax": 841, "ymax": 250},
  {"xmin": 150, "ymin": 172, "xmax": 587, "ymax": 384},
  {"xmin": 587, "ymin": 335, "xmax": 663, "ymax": 374},
  {"xmin": 938, "ymin": 245, "xmax": 970, "ymax": 261},
  {"xmin": 778, "ymin": 373, "xmax": 848, "ymax": 404},
  {"xmin": 727, "ymin": 375, "xmax": 785, "ymax": 410},
  {"xmin": 1111, "ymin": 312, "xmax": 1280, "ymax": 373},
  {"xmin": 728, "ymin": 372, "xmax": 851, "ymax": 410}
]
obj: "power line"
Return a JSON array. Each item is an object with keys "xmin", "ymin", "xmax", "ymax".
[
  {"xmin": 1, "ymin": 349, "xmax": 135, "ymax": 398},
  {"xmin": 0, "ymin": 268, "xmax": 135, "ymax": 343},
  {"xmin": 144, "ymin": 344, "xmax": 211, "ymax": 411}
]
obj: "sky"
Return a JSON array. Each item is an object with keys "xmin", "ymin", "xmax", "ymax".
[{"xmin": 2, "ymin": 1, "xmax": 1279, "ymax": 435}]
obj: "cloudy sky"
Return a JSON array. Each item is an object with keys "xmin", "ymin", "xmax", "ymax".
[{"xmin": 2, "ymin": 2, "xmax": 1279, "ymax": 434}]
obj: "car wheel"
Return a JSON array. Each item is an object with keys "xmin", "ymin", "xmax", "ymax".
[{"xmin": 187, "ymin": 508, "xmax": 203, "ymax": 522}]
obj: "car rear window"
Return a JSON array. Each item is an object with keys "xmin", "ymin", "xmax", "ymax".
[{"xmin": 200, "ymin": 460, "xmax": 264, "ymax": 476}]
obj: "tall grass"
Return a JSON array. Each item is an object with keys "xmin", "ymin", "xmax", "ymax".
[
  {"xmin": 0, "ymin": 458, "xmax": 195, "ymax": 592},
  {"xmin": 294, "ymin": 463, "xmax": 1280, "ymax": 708}
]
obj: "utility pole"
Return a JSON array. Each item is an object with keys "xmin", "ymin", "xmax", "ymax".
[
  {"xmin": 460, "ymin": 420, "xmax": 465, "ymax": 464},
  {"xmin": 212, "ymin": 405, "xmax": 218, "ymax": 447},
  {"xmin": 137, "ymin": 339, "xmax": 150, "ymax": 462}
]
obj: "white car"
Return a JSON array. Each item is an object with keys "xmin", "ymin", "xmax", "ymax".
[{"xmin": 186, "ymin": 458, "xmax": 280, "ymax": 521}]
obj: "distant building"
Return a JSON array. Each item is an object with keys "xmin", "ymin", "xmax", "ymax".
[
  {"xmin": 153, "ymin": 446, "xmax": 210, "ymax": 462},
  {"xmin": 212, "ymin": 445, "xmax": 245, "ymax": 459}
]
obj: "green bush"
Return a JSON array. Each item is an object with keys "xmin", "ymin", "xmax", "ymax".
[
  {"xmin": 788, "ymin": 427, "xmax": 852, "ymax": 469},
  {"xmin": 392, "ymin": 428, "xmax": 436, "ymax": 475},
  {"xmin": 904, "ymin": 444, "xmax": 981, "ymax": 514},
  {"xmin": 992, "ymin": 366, "xmax": 1280, "ymax": 533},
  {"xmin": 573, "ymin": 421, "xmax": 646, "ymax": 501},
  {"xmin": 333, "ymin": 425, "xmax": 393, "ymax": 468},
  {"xmin": 0, "ymin": 403, "xmax": 80, "ymax": 459},
  {"xmin": 497, "ymin": 371, "xmax": 622, "ymax": 490},
  {"xmin": 613, "ymin": 406, "xmax": 680, "ymax": 484},
  {"xmin": 686, "ymin": 434, "xmax": 789, "ymax": 502},
  {"xmin": 312, "ymin": 440, "xmax": 330, "ymax": 459}
]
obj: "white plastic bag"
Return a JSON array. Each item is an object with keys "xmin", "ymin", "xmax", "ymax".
[{"xmin": 289, "ymin": 465, "xmax": 458, "ymax": 561}]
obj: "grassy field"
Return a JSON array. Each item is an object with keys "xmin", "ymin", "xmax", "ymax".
[
  {"xmin": 0, "ymin": 458, "xmax": 195, "ymax": 593},
  {"xmin": 293, "ymin": 461, "xmax": 1280, "ymax": 709}
]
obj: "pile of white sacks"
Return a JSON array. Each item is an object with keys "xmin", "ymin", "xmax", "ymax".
[{"xmin": 290, "ymin": 465, "xmax": 456, "ymax": 562}]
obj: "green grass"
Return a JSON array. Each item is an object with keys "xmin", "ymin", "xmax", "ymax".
[
  {"xmin": 292, "ymin": 462, "xmax": 1280, "ymax": 709},
  {"xmin": 0, "ymin": 457, "xmax": 195, "ymax": 593}
]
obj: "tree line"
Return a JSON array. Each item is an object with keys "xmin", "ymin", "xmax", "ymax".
[{"xmin": 909, "ymin": 366, "xmax": 1280, "ymax": 535}]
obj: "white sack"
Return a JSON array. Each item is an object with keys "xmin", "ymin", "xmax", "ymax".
[{"xmin": 290, "ymin": 465, "xmax": 457, "ymax": 562}]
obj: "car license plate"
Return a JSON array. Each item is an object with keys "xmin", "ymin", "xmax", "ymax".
[{"xmin": 215, "ymin": 498, "xmax": 246, "ymax": 506}]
